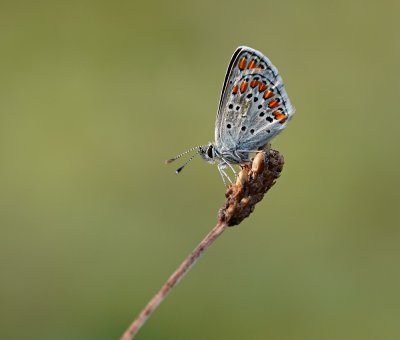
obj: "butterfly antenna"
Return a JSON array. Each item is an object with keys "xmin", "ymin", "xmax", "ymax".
[
  {"xmin": 175, "ymin": 151, "xmax": 200, "ymax": 174},
  {"xmin": 165, "ymin": 146, "xmax": 201, "ymax": 164}
]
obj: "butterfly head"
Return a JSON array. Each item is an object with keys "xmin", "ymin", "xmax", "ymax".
[
  {"xmin": 166, "ymin": 143, "xmax": 219, "ymax": 174},
  {"xmin": 199, "ymin": 143, "xmax": 218, "ymax": 164}
]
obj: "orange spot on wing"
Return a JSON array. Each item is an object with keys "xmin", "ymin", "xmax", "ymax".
[
  {"xmin": 240, "ymin": 82, "xmax": 248, "ymax": 93},
  {"xmin": 250, "ymin": 79, "xmax": 258, "ymax": 88},
  {"xmin": 273, "ymin": 111, "xmax": 287, "ymax": 123},
  {"xmin": 258, "ymin": 83, "xmax": 267, "ymax": 92},
  {"xmin": 248, "ymin": 60, "xmax": 256, "ymax": 69},
  {"xmin": 268, "ymin": 99, "xmax": 280, "ymax": 108},
  {"xmin": 239, "ymin": 58, "xmax": 247, "ymax": 70},
  {"xmin": 263, "ymin": 90, "xmax": 273, "ymax": 99},
  {"xmin": 232, "ymin": 85, "xmax": 239, "ymax": 95}
]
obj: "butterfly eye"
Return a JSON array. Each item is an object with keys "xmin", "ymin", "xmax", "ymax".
[{"xmin": 207, "ymin": 145, "xmax": 214, "ymax": 158}]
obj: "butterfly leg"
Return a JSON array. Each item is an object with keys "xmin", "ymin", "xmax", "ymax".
[
  {"xmin": 226, "ymin": 161, "xmax": 237, "ymax": 178},
  {"xmin": 218, "ymin": 163, "xmax": 233, "ymax": 186},
  {"xmin": 220, "ymin": 156, "xmax": 238, "ymax": 179}
]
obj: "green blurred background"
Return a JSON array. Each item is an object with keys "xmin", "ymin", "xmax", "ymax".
[{"xmin": 1, "ymin": 0, "xmax": 399, "ymax": 339}]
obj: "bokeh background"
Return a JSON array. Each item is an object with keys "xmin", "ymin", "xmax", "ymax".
[{"xmin": 1, "ymin": 0, "xmax": 399, "ymax": 339}]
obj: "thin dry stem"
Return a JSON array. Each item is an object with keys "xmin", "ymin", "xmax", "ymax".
[
  {"xmin": 121, "ymin": 147, "xmax": 284, "ymax": 340},
  {"xmin": 120, "ymin": 221, "xmax": 227, "ymax": 340}
]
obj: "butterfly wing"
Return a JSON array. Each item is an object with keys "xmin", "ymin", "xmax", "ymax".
[{"xmin": 215, "ymin": 46, "xmax": 294, "ymax": 156}]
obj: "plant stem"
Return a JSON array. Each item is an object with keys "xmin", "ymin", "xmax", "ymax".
[
  {"xmin": 121, "ymin": 148, "xmax": 284, "ymax": 339},
  {"xmin": 120, "ymin": 221, "xmax": 227, "ymax": 340}
]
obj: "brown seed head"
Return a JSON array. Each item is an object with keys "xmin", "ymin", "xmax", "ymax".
[{"xmin": 218, "ymin": 148, "xmax": 284, "ymax": 227}]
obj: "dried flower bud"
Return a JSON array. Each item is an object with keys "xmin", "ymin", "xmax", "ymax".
[
  {"xmin": 252, "ymin": 152, "xmax": 265, "ymax": 174},
  {"xmin": 218, "ymin": 148, "xmax": 284, "ymax": 227},
  {"xmin": 236, "ymin": 169, "xmax": 248, "ymax": 186}
]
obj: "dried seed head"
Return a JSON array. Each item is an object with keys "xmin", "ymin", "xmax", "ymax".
[
  {"xmin": 218, "ymin": 148, "xmax": 284, "ymax": 227},
  {"xmin": 240, "ymin": 197, "xmax": 250, "ymax": 207}
]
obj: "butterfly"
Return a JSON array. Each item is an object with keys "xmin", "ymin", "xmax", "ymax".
[{"xmin": 166, "ymin": 46, "xmax": 294, "ymax": 185}]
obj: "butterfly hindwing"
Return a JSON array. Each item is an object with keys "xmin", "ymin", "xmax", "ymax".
[{"xmin": 215, "ymin": 46, "xmax": 294, "ymax": 155}]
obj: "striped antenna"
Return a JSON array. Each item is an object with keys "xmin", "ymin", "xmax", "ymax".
[
  {"xmin": 175, "ymin": 152, "xmax": 201, "ymax": 174},
  {"xmin": 165, "ymin": 146, "xmax": 201, "ymax": 164}
]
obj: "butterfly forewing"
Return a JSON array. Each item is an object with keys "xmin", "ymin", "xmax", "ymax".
[{"xmin": 215, "ymin": 46, "xmax": 294, "ymax": 156}]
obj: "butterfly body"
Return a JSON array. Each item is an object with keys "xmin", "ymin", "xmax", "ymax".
[{"xmin": 167, "ymin": 46, "xmax": 294, "ymax": 184}]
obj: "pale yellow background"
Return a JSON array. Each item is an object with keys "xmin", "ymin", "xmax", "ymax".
[{"xmin": 1, "ymin": 1, "xmax": 399, "ymax": 339}]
